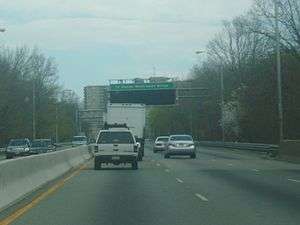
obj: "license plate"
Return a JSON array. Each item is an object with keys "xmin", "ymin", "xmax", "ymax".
[{"xmin": 112, "ymin": 156, "xmax": 120, "ymax": 160}]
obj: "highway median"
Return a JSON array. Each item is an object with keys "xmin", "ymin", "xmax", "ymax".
[{"xmin": 0, "ymin": 145, "xmax": 92, "ymax": 212}]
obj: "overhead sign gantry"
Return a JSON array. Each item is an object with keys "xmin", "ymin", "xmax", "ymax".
[{"xmin": 109, "ymin": 79, "xmax": 176, "ymax": 105}]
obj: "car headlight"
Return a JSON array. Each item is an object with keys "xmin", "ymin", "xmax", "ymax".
[
  {"xmin": 24, "ymin": 148, "xmax": 30, "ymax": 151},
  {"xmin": 189, "ymin": 145, "xmax": 195, "ymax": 149}
]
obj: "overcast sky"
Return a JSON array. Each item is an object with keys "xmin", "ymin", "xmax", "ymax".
[{"xmin": 0, "ymin": 0, "xmax": 253, "ymax": 96}]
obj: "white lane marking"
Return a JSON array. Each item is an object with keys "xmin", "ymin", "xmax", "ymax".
[
  {"xmin": 165, "ymin": 169, "xmax": 170, "ymax": 173},
  {"xmin": 211, "ymin": 159, "xmax": 217, "ymax": 162},
  {"xmin": 252, "ymin": 169, "xmax": 260, "ymax": 172},
  {"xmin": 176, "ymin": 178, "xmax": 184, "ymax": 183},
  {"xmin": 227, "ymin": 163, "xmax": 233, "ymax": 166},
  {"xmin": 151, "ymin": 159, "xmax": 155, "ymax": 162},
  {"xmin": 195, "ymin": 193, "xmax": 209, "ymax": 202},
  {"xmin": 288, "ymin": 179, "xmax": 300, "ymax": 183},
  {"xmin": 156, "ymin": 163, "xmax": 161, "ymax": 167}
]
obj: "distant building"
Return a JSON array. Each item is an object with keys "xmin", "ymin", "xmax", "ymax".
[
  {"xmin": 79, "ymin": 86, "xmax": 108, "ymax": 139},
  {"xmin": 84, "ymin": 86, "xmax": 108, "ymax": 110},
  {"xmin": 61, "ymin": 89, "xmax": 78, "ymax": 103}
]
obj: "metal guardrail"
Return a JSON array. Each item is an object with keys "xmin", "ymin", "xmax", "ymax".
[{"xmin": 196, "ymin": 141, "xmax": 279, "ymax": 156}]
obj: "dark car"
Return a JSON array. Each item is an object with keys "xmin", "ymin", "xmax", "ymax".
[{"xmin": 29, "ymin": 139, "xmax": 53, "ymax": 155}]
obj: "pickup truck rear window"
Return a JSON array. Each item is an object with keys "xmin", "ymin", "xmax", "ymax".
[{"xmin": 97, "ymin": 132, "xmax": 134, "ymax": 144}]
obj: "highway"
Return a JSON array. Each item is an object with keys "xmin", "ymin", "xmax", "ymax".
[{"xmin": 1, "ymin": 144, "xmax": 300, "ymax": 225}]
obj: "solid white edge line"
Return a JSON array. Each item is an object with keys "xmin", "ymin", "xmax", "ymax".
[
  {"xmin": 288, "ymin": 179, "xmax": 300, "ymax": 183},
  {"xmin": 195, "ymin": 193, "xmax": 209, "ymax": 202},
  {"xmin": 176, "ymin": 178, "xmax": 184, "ymax": 183},
  {"xmin": 252, "ymin": 169, "xmax": 260, "ymax": 172},
  {"xmin": 165, "ymin": 169, "xmax": 170, "ymax": 173},
  {"xmin": 156, "ymin": 163, "xmax": 161, "ymax": 167},
  {"xmin": 227, "ymin": 163, "xmax": 233, "ymax": 166}
]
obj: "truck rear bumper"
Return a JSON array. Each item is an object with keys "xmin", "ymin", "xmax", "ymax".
[{"xmin": 95, "ymin": 154, "xmax": 138, "ymax": 163}]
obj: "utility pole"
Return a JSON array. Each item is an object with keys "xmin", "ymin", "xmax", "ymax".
[
  {"xmin": 32, "ymin": 80, "xmax": 36, "ymax": 140},
  {"xmin": 220, "ymin": 65, "xmax": 225, "ymax": 142},
  {"xmin": 55, "ymin": 103, "xmax": 59, "ymax": 143},
  {"xmin": 275, "ymin": 0, "xmax": 283, "ymax": 142}
]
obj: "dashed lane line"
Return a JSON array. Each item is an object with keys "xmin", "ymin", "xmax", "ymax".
[
  {"xmin": 195, "ymin": 193, "xmax": 209, "ymax": 202},
  {"xmin": 176, "ymin": 178, "xmax": 184, "ymax": 183},
  {"xmin": 288, "ymin": 179, "xmax": 300, "ymax": 183}
]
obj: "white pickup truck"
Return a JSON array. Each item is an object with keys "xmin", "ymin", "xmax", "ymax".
[{"xmin": 94, "ymin": 124, "xmax": 139, "ymax": 170}]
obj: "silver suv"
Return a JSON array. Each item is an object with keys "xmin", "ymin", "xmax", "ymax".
[{"xmin": 94, "ymin": 129, "xmax": 139, "ymax": 170}]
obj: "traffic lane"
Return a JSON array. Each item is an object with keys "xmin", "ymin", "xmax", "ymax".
[
  {"xmin": 151, "ymin": 149, "xmax": 300, "ymax": 225},
  {"xmin": 11, "ymin": 157, "xmax": 222, "ymax": 225},
  {"xmin": 156, "ymin": 145, "xmax": 300, "ymax": 196},
  {"xmin": 195, "ymin": 146, "xmax": 300, "ymax": 179}
]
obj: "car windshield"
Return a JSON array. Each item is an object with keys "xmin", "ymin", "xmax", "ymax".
[
  {"xmin": 170, "ymin": 136, "xmax": 193, "ymax": 141},
  {"xmin": 31, "ymin": 141, "xmax": 47, "ymax": 147},
  {"xmin": 9, "ymin": 140, "xmax": 27, "ymax": 146},
  {"xmin": 73, "ymin": 137, "xmax": 87, "ymax": 142},
  {"xmin": 157, "ymin": 137, "xmax": 169, "ymax": 142},
  {"xmin": 97, "ymin": 132, "xmax": 134, "ymax": 144}
]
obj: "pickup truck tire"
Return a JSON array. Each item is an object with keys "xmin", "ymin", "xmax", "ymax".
[
  {"xmin": 132, "ymin": 161, "xmax": 138, "ymax": 170},
  {"xmin": 190, "ymin": 153, "xmax": 196, "ymax": 159},
  {"xmin": 138, "ymin": 152, "xmax": 143, "ymax": 161}
]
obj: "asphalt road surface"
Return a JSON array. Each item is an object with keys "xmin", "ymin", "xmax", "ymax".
[{"xmin": 2, "ymin": 144, "xmax": 300, "ymax": 225}]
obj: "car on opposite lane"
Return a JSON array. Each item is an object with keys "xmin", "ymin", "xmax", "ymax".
[
  {"xmin": 72, "ymin": 136, "xmax": 88, "ymax": 147},
  {"xmin": 5, "ymin": 138, "xmax": 31, "ymax": 159},
  {"xmin": 164, "ymin": 135, "xmax": 196, "ymax": 159},
  {"xmin": 153, "ymin": 136, "xmax": 169, "ymax": 153},
  {"xmin": 94, "ymin": 126, "xmax": 139, "ymax": 170},
  {"xmin": 29, "ymin": 139, "xmax": 55, "ymax": 155}
]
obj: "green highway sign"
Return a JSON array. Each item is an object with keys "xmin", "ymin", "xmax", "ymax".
[{"xmin": 110, "ymin": 82, "xmax": 176, "ymax": 91}]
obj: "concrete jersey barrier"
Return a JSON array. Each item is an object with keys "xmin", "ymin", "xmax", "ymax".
[{"xmin": 0, "ymin": 146, "xmax": 91, "ymax": 211}]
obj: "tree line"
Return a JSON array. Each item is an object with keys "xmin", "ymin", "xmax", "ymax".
[
  {"xmin": 0, "ymin": 47, "xmax": 79, "ymax": 146},
  {"xmin": 148, "ymin": 0, "xmax": 300, "ymax": 144}
]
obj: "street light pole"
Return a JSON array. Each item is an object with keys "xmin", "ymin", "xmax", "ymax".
[
  {"xmin": 220, "ymin": 65, "xmax": 225, "ymax": 142},
  {"xmin": 55, "ymin": 103, "xmax": 59, "ymax": 143},
  {"xmin": 32, "ymin": 80, "xmax": 36, "ymax": 140},
  {"xmin": 275, "ymin": 0, "xmax": 283, "ymax": 142}
]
